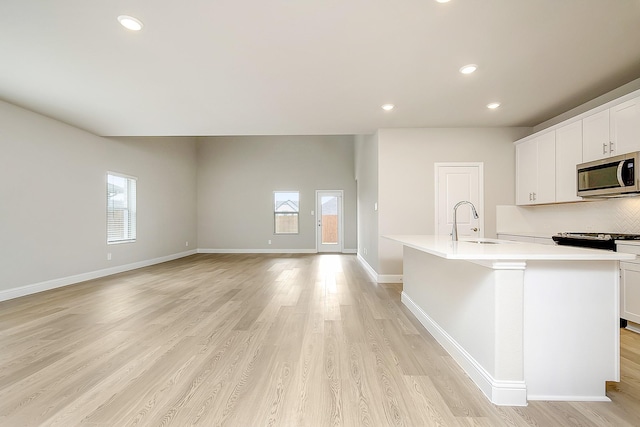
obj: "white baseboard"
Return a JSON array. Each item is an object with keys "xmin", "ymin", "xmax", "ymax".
[
  {"xmin": 198, "ymin": 248, "xmax": 317, "ymax": 254},
  {"xmin": 378, "ymin": 274, "xmax": 403, "ymax": 283},
  {"xmin": 0, "ymin": 250, "xmax": 198, "ymax": 303},
  {"xmin": 401, "ymin": 291, "xmax": 527, "ymax": 406},
  {"xmin": 526, "ymin": 394, "xmax": 610, "ymax": 402},
  {"xmin": 625, "ymin": 321, "xmax": 640, "ymax": 334},
  {"xmin": 356, "ymin": 253, "xmax": 403, "ymax": 284},
  {"xmin": 198, "ymin": 248, "xmax": 357, "ymax": 254},
  {"xmin": 357, "ymin": 253, "xmax": 378, "ymax": 282}
]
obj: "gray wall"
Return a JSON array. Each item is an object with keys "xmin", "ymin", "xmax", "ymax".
[
  {"xmin": 354, "ymin": 133, "xmax": 379, "ymax": 270},
  {"xmin": 376, "ymin": 127, "xmax": 531, "ymax": 275},
  {"xmin": 0, "ymin": 100, "xmax": 198, "ymax": 294},
  {"xmin": 197, "ymin": 135, "xmax": 357, "ymax": 251}
]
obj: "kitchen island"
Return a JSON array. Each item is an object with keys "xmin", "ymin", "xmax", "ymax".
[{"xmin": 385, "ymin": 235, "xmax": 635, "ymax": 406}]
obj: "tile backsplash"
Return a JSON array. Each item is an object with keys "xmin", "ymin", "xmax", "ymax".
[{"xmin": 497, "ymin": 197, "xmax": 640, "ymax": 236}]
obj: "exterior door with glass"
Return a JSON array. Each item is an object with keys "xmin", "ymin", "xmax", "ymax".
[{"xmin": 316, "ymin": 190, "xmax": 343, "ymax": 252}]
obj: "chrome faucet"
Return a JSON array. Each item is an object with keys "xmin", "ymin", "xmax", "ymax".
[{"xmin": 452, "ymin": 201, "xmax": 479, "ymax": 241}]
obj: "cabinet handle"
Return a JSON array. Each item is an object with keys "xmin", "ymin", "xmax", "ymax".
[
  {"xmin": 610, "ymin": 141, "xmax": 614, "ymax": 153},
  {"xmin": 533, "ymin": 192, "xmax": 537, "ymax": 201},
  {"xmin": 603, "ymin": 142, "xmax": 607, "ymax": 154},
  {"xmin": 529, "ymin": 192, "xmax": 532, "ymax": 201}
]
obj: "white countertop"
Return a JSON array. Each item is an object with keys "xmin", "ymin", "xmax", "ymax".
[
  {"xmin": 384, "ymin": 235, "xmax": 636, "ymax": 261},
  {"xmin": 497, "ymin": 231, "xmax": 554, "ymax": 239}
]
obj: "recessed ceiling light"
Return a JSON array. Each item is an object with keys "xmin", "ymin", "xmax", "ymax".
[
  {"xmin": 487, "ymin": 102, "xmax": 501, "ymax": 109},
  {"xmin": 436, "ymin": 0, "xmax": 451, "ymax": 3},
  {"xmin": 381, "ymin": 104, "xmax": 395, "ymax": 111},
  {"xmin": 459, "ymin": 64, "xmax": 477, "ymax": 74},
  {"xmin": 117, "ymin": 15, "xmax": 143, "ymax": 31}
]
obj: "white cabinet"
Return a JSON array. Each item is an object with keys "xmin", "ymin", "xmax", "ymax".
[
  {"xmin": 514, "ymin": 90, "xmax": 640, "ymax": 206},
  {"xmin": 516, "ymin": 140, "xmax": 537, "ymax": 205},
  {"xmin": 582, "ymin": 109, "xmax": 610, "ymax": 162},
  {"xmin": 516, "ymin": 131, "xmax": 556, "ymax": 205},
  {"xmin": 582, "ymin": 97, "xmax": 640, "ymax": 163},
  {"xmin": 618, "ymin": 243, "xmax": 640, "ymax": 326},
  {"xmin": 555, "ymin": 121, "xmax": 582, "ymax": 202},
  {"xmin": 611, "ymin": 97, "xmax": 640, "ymax": 157}
]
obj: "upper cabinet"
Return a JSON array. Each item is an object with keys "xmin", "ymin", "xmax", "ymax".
[
  {"xmin": 515, "ymin": 90, "xmax": 640, "ymax": 206},
  {"xmin": 516, "ymin": 131, "xmax": 556, "ymax": 205},
  {"xmin": 611, "ymin": 97, "xmax": 640, "ymax": 157},
  {"xmin": 583, "ymin": 97, "xmax": 640, "ymax": 163},
  {"xmin": 582, "ymin": 109, "xmax": 610, "ymax": 162},
  {"xmin": 555, "ymin": 121, "xmax": 582, "ymax": 203}
]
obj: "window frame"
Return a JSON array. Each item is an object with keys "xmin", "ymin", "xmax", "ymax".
[
  {"xmin": 107, "ymin": 171, "xmax": 137, "ymax": 245},
  {"xmin": 273, "ymin": 190, "xmax": 300, "ymax": 235}
]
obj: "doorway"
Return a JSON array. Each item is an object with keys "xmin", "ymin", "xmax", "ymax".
[
  {"xmin": 316, "ymin": 190, "xmax": 343, "ymax": 252},
  {"xmin": 434, "ymin": 163, "xmax": 484, "ymax": 238}
]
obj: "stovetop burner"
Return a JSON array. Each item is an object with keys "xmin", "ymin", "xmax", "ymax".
[
  {"xmin": 552, "ymin": 232, "xmax": 640, "ymax": 251},
  {"xmin": 555, "ymin": 232, "xmax": 640, "ymax": 241}
]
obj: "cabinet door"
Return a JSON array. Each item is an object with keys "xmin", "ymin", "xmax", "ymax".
[
  {"xmin": 516, "ymin": 140, "xmax": 537, "ymax": 205},
  {"xmin": 555, "ymin": 121, "xmax": 582, "ymax": 202},
  {"xmin": 582, "ymin": 109, "xmax": 610, "ymax": 162},
  {"xmin": 621, "ymin": 262, "xmax": 640, "ymax": 324},
  {"xmin": 536, "ymin": 131, "xmax": 556, "ymax": 204},
  {"xmin": 610, "ymin": 97, "xmax": 640, "ymax": 156}
]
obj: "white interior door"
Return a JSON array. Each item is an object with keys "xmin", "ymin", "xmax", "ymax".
[
  {"xmin": 435, "ymin": 163, "xmax": 484, "ymax": 238},
  {"xmin": 316, "ymin": 190, "xmax": 343, "ymax": 252}
]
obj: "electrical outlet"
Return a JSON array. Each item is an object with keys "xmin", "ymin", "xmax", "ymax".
[
  {"xmin": 107, "ymin": 253, "xmax": 112, "ymax": 261},
  {"xmin": 185, "ymin": 241, "xmax": 189, "ymax": 247},
  {"xmin": 268, "ymin": 240, "xmax": 272, "ymax": 245}
]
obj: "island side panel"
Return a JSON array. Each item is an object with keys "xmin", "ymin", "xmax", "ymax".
[
  {"xmin": 523, "ymin": 260, "xmax": 619, "ymax": 401},
  {"xmin": 401, "ymin": 246, "xmax": 498, "ymax": 380}
]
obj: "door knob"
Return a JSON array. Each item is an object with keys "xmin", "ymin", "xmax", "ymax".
[{"xmin": 471, "ymin": 227, "xmax": 479, "ymax": 232}]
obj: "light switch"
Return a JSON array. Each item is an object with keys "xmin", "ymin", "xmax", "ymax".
[
  {"xmin": 374, "ymin": 202, "xmax": 378, "ymax": 211},
  {"xmin": 311, "ymin": 210, "xmax": 314, "ymax": 215}
]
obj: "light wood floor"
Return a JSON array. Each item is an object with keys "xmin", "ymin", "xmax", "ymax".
[{"xmin": 1, "ymin": 254, "xmax": 640, "ymax": 426}]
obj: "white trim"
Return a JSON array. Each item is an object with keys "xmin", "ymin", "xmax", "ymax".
[
  {"xmin": 198, "ymin": 248, "xmax": 317, "ymax": 254},
  {"xmin": 625, "ymin": 321, "xmax": 640, "ymax": 334},
  {"xmin": 357, "ymin": 253, "xmax": 378, "ymax": 282},
  {"xmin": 401, "ymin": 291, "xmax": 528, "ymax": 406},
  {"xmin": 377, "ymin": 274, "xmax": 403, "ymax": 283},
  {"xmin": 107, "ymin": 170, "xmax": 138, "ymax": 181},
  {"xmin": 0, "ymin": 250, "xmax": 197, "ymax": 303},
  {"xmin": 356, "ymin": 253, "xmax": 403, "ymax": 283},
  {"xmin": 527, "ymin": 394, "xmax": 610, "ymax": 402}
]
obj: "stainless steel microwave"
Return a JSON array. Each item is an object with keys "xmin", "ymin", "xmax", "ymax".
[{"xmin": 577, "ymin": 152, "xmax": 640, "ymax": 197}]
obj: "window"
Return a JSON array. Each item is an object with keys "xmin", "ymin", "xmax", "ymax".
[
  {"xmin": 274, "ymin": 191, "xmax": 299, "ymax": 234},
  {"xmin": 107, "ymin": 172, "xmax": 137, "ymax": 244}
]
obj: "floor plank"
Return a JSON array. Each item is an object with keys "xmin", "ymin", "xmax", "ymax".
[{"xmin": 0, "ymin": 253, "xmax": 639, "ymax": 426}]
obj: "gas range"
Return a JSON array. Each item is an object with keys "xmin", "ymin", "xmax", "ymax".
[{"xmin": 552, "ymin": 232, "xmax": 640, "ymax": 251}]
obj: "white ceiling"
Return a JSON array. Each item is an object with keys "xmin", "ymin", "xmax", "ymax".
[{"xmin": 1, "ymin": 0, "xmax": 640, "ymax": 137}]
